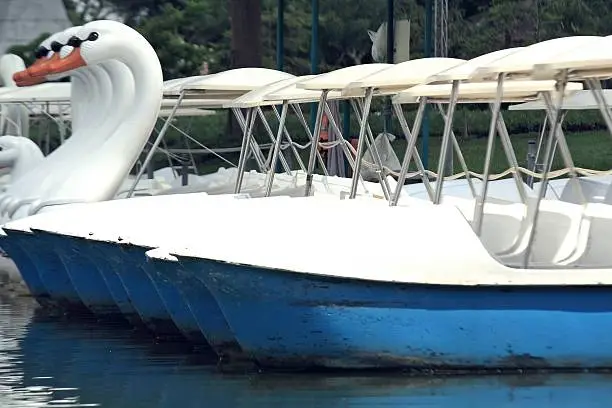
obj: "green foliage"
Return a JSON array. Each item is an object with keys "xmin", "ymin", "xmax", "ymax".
[{"xmin": 7, "ymin": 33, "xmax": 51, "ymax": 66}]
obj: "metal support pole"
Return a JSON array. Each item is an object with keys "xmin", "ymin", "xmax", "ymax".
[
  {"xmin": 351, "ymin": 98, "xmax": 392, "ymax": 199},
  {"xmin": 276, "ymin": 0, "xmax": 284, "ymax": 71},
  {"xmin": 291, "ymin": 103, "xmax": 329, "ymax": 176},
  {"xmin": 234, "ymin": 108, "xmax": 257, "ymax": 193},
  {"xmin": 422, "ymin": 0, "xmax": 434, "ymax": 169},
  {"xmin": 272, "ymin": 105, "xmax": 306, "ymax": 171},
  {"xmin": 349, "ymin": 87, "xmax": 374, "ymax": 199},
  {"xmin": 384, "ymin": 0, "xmax": 395, "ymax": 133},
  {"xmin": 304, "ymin": 90, "xmax": 328, "ymax": 196},
  {"xmin": 233, "ymin": 108, "xmax": 268, "ymax": 172},
  {"xmin": 323, "ymin": 103, "xmax": 358, "ymax": 171},
  {"xmin": 541, "ymin": 93, "xmax": 583, "ymax": 202},
  {"xmin": 436, "ymin": 103, "xmax": 476, "ymax": 198},
  {"xmin": 256, "ymin": 107, "xmax": 292, "ymax": 174},
  {"xmin": 496, "ymin": 111, "xmax": 528, "ymax": 203},
  {"xmin": 342, "ymin": 100, "xmax": 351, "ymax": 175},
  {"xmin": 127, "ymin": 92, "xmax": 184, "ymax": 198},
  {"xmin": 265, "ymin": 101, "xmax": 289, "ymax": 196},
  {"xmin": 473, "ymin": 75, "xmax": 504, "ymax": 236},
  {"xmin": 390, "ymin": 98, "xmax": 431, "ymax": 205},
  {"xmin": 433, "ymin": 80, "xmax": 459, "ymax": 204},
  {"xmin": 309, "ymin": 0, "xmax": 319, "ymax": 130},
  {"xmin": 523, "ymin": 74, "xmax": 568, "ymax": 268}
]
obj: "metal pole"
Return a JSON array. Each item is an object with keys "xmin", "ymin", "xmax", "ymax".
[
  {"xmin": 272, "ymin": 105, "xmax": 306, "ymax": 171},
  {"xmin": 234, "ymin": 108, "xmax": 257, "ymax": 193},
  {"xmin": 276, "ymin": 0, "xmax": 284, "ymax": 71},
  {"xmin": 433, "ymin": 80, "xmax": 459, "ymax": 204},
  {"xmin": 496, "ymin": 111, "xmax": 528, "ymax": 203},
  {"xmin": 384, "ymin": 0, "xmax": 395, "ymax": 133},
  {"xmin": 309, "ymin": 0, "xmax": 319, "ymax": 130},
  {"xmin": 351, "ymin": 99, "xmax": 392, "ymax": 199},
  {"xmin": 473, "ymin": 74, "xmax": 504, "ymax": 236},
  {"xmin": 436, "ymin": 103, "xmax": 476, "ymax": 198},
  {"xmin": 127, "ymin": 92, "xmax": 184, "ymax": 198},
  {"xmin": 291, "ymin": 103, "xmax": 329, "ymax": 176},
  {"xmin": 342, "ymin": 101, "xmax": 351, "ymax": 175},
  {"xmin": 255, "ymin": 107, "xmax": 292, "ymax": 174},
  {"xmin": 422, "ymin": 0, "xmax": 433, "ymax": 169},
  {"xmin": 265, "ymin": 101, "xmax": 289, "ymax": 196},
  {"xmin": 349, "ymin": 87, "xmax": 374, "ymax": 199},
  {"xmin": 304, "ymin": 90, "xmax": 328, "ymax": 196},
  {"xmin": 523, "ymin": 74, "xmax": 568, "ymax": 268},
  {"xmin": 390, "ymin": 98, "xmax": 430, "ymax": 205}
]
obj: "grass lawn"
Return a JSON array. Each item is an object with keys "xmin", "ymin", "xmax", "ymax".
[
  {"xmin": 158, "ymin": 127, "xmax": 612, "ymax": 179},
  {"xmin": 391, "ymin": 130, "xmax": 612, "ymax": 175}
]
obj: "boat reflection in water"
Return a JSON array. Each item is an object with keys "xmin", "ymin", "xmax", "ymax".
[{"xmin": 0, "ymin": 296, "xmax": 611, "ymax": 408}]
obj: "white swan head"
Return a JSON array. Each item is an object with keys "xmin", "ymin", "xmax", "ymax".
[
  {"xmin": 12, "ymin": 26, "xmax": 83, "ymax": 86},
  {"xmin": 29, "ymin": 20, "xmax": 152, "ymax": 78},
  {"xmin": 0, "ymin": 135, "xmax": 44, "ymax": 180}
]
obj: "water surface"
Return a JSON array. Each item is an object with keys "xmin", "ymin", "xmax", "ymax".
[{"xmin": 0, "ymin": 294, "xmax": 610, "ymax": 407}]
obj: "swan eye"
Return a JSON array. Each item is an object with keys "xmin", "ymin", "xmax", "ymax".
[
  {"xmin": 50, "ymin": 41, "xmax": 63, "ymax": 53},
  {"xmin": 34, "ymin": 47, "xmax": 49, "ymax": 59},
  {"xmin": 67, "ymin": 36, "xmax": 83, "ymax": 48},
  {"xmin": 87, "ymin": 32, "xmax": 99, "ymax": 41}
]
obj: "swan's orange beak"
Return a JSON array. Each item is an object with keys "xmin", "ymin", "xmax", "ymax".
[
  {"xmin": 14, "ymin": 76, "xmax": 46, "ymax": 87},
  {"xmin": 13, "ymin": 58, "xmax": 47, "ymax": 85},
  {"xmin": 27, "ymin": 53, "xmax": 62, "ymax": 77},
  {"xmin": 46, "ymin": 48, "xmax": 86, "ymax": 76}
]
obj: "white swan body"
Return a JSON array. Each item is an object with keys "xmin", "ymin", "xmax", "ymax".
[
  {"xmin": 0, "ymin": 54, "xmax": 29, "ymax": 138},
  {"xmin": 0, "ymin": 28, "xmax": 91, "ymax": 218},
  {"xmin": 5, "ymin": 20, "xmax": 161, "ymax": 220}
]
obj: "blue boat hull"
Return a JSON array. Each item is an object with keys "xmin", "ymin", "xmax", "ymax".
[
  {"xmin": 0, "ymin": 233, "xmax": 53, "ymax": 308},
  {"xmin": 137, "ymin": 255, "xmax": 209, "ymax": 345},
  {"xmin": 31, "ymin": 230, "xmax": 124, "ymax": 318},
  {"xmin": 149, "ymin": 257, "xmax": 244, "ymax": 358},
  {"xmin": 188, "ymin": 257, "xmax": 612, "ymax": 370},
  {"xmin": 96, "ymin": 243, "xmax": 183, "ymax": 339},
  {"xmin": 2, "ymin": 230, "xmax": 89, "ymax": 314}
]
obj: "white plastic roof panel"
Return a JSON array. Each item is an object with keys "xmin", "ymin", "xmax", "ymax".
[
  {"xmin": 470, "ymin": 36, "xmax": 603, "ymax": 80},
  {"xmin": 224, "ymin": 76, "xmax": 316, "ymax": 108},
  {"xmin": 181, "ymin": 68, "xmax": 295, "ymax": 92},
  {"xmin": 532, "ymin": 35, "xmax": 612, "ymax": 80},
  {"xmin": 345, "ymin": 58, "xmax": 466, "ymax": 92},
  {"xmin": 427, "ymin": 48, "xmax": 523, "ymax": 83},
  {"xmin": 392, "ymin": 80, "xmax": 584, "ymax": 104},
  {"xmin": 0, "ymin": 82, "xmax": 71, "ymax": 102},
  {"xmin": 296, "ymin": 63, "xmax": 392, "ymax": 91}
]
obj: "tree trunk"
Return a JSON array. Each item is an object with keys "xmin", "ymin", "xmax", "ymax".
[
  {"xmin": 228, "ymin": 0, "xmax": 262, "ymax": 68},
  {"xmin": 226, "ymin": 0, "xmax": 263, "ymax": 145}
]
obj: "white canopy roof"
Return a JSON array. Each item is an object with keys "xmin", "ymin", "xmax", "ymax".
[
  {"xmin": 427, "ymin": 48, "xmax": 523, "ymax": 83},
  {"xmin": 181, "ymin": 68, "xmax": 295, "ymax": 92},
  {"xmin": 0, "ymin": 82, "xmax": 71, "ymax": 103},
  {"xmin": 532, "ymin": 35, "xmax": 612, "ymax": 80},
  {"xmin": 509, "ymin": 89, "xmax": 612, "ymax": 111},
  {"xmin": 392, "ymin": 80, "xmax": 584, "ymax": 104},
  {"xmin": 0, "ymin": 81, "xmax": 219, "ymax": 116},
  {"xmin": 223, "ymin": 76, "xmax": 314, "ymax": 108},
  {"xmin": 296, "ymin": 63, "xmax": 391, "ymax": 91},
  {"xmin": 470, "ymin": 36, "xmax": 603, "ymax": 80},
  {"xmin": 343, "ymin": 58, "xmax": 466, "ymax": 96}
]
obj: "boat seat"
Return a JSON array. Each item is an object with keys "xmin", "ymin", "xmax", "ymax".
[
  {"xmin": 499, "ymin": 198, "xmax": 587, "ymax": 268},
  {"xmin": 559, "ymin": 203, "xmax": 612, "ymax": 268},
  {"xmin": 559, "ymin": 177, "xmax": 609, "ymax": 204},
  {"xmin": 440, "ymin": 196, "xmax": 527, "ymax": 256}
]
